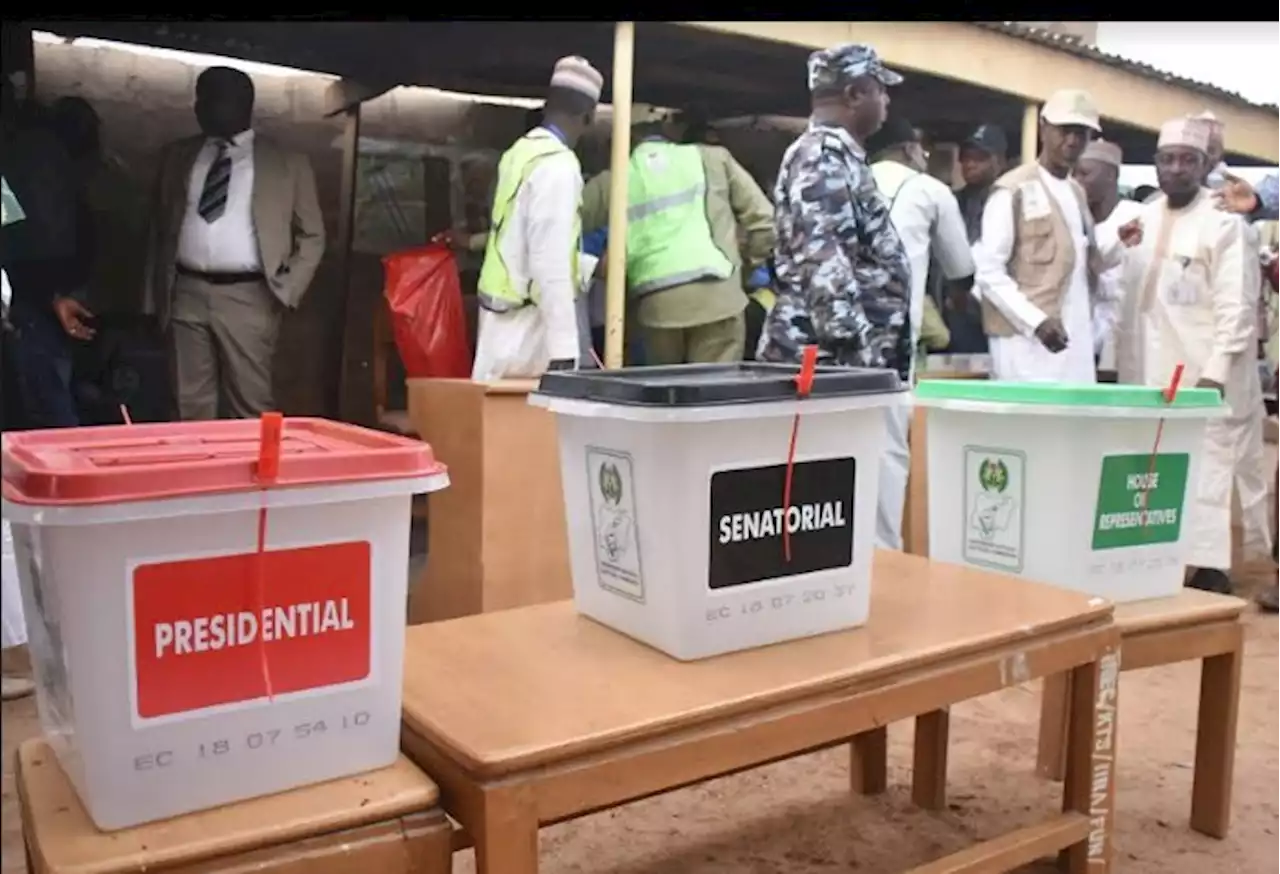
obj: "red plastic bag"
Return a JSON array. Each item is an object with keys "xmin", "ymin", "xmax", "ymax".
[{"xmin": 382, "ymin": 241, "xmax": 472, "ymax": 379}]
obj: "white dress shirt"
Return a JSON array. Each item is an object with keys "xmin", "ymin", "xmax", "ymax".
[
  {"xmin": 472, "ymin": 128, "xmax": 583, "ymax": 380},
  {"xmin": 869, "ymin": 160, "xmax": 976, "ymax": 551},
  {"xmin": 870, "ymin": 161, "xmax": 976, "ymax": 346},
  {"xmin": 176, "ymin": 129, "xmax": 262, "ymax": 273}
]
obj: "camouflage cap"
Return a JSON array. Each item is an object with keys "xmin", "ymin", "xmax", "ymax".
[{"xmin": 807, "ymin": 43, "xmax": 903, "ymax": 93}]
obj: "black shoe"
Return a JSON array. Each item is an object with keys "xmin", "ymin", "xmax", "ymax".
[
  {"xmin": 1257, "ymin": 585, "xmax": 1280, "ymax": 614},
  {"xmin": 1186, "ymin": 567, "xmax": 1233, "ymax": 595}
]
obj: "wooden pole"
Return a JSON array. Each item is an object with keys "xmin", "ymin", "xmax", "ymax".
[
  {"xmin": 1021, "ymin": 101, "xmax": 1040, "ymax": 164},
  {"xmin": 335, "ymin": 105, "xmax": 373, "ymax": 423},
  {"xmin": 603, "ymin": 21, "xmax": 635, "ymax": 369}
]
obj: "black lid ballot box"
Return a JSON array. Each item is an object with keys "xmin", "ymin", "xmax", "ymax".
[{"xmin": 531, "ymin": 363, "xmax": 906, "ymax": 660}]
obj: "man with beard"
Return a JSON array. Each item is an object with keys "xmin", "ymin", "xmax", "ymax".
[
  {"xmin": 972, "ymin": 89, "xmax": 1140, "ymax": 383},
  {"xmin": 1118, "ymin": 118, "xmax": 1269, "ymax": 595},
  {"xmin": 759, "ymin": 43, "xmax": 911, "ymax": 388}
]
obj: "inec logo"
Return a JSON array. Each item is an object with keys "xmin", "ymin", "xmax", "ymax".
[{"xmin": 978, "ymin": 458, "xmax": 1009, "ymax": 493}]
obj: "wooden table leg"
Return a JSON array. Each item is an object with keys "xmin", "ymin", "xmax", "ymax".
[
  {"xmin": 473, "ymin": 786, "xmax": 540, "ymax": 874},
  {"xmin": 1061, "ymin": 645, "xmax": 1119, "ymax": 874},
  {"xmin": 1037, "ymin": 672, "xmax": 1071, "ymax": 782},
  {"xmin": 1189, "ymin": 631, "xmax": 1243, "ymax": 838},
  {"xmin": 912, "ymin": 708, "xmax": 950, "ymax": 810},
  {"xmin": 850, "ymin": 727, "xmax": 888, "ymax": 795}
]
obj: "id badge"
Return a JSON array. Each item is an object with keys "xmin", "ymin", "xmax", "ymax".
[
  {"xmin": 1019, "ymin": 182, "xmax": 1052, "ymax": 220},
  {"xmin": 1165, "ymin": 276, "xmax": 1198, "ymax": 306}
]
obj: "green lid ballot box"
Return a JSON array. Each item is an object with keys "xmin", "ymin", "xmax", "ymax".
[{"xmin": 914, "ymin": 381, "xmax": 1225, "ymax": 603}]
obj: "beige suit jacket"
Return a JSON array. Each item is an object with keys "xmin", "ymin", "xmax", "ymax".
[{"xmin": 144, "ymin": 133, "xmax": 325, "ymax": 325}]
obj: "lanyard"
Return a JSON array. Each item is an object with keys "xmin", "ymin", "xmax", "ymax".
[{"xmin": 543, "ymin": 123, "xmax": 569, "ymax": 146}]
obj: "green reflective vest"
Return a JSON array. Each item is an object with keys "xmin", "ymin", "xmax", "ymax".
[
  {"xmin": 478, "ymin": 132, "xmax": 582, "ymax": 312},
  {"xmin": 625, "ymin": 141, "xmax": 733, "ymax": 297}
]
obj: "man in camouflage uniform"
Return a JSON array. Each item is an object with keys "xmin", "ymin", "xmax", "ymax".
[{"xmin": 759, "ymin": 44, "xmax": 912, "ymax": 383}]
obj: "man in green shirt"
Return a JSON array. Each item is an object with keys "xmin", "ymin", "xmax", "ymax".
[{"xmin": 580, "ymin": 106, "xmax": 775, "ymax": 364}]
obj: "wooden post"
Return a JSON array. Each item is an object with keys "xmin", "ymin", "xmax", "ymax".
[
  {"xmin": 603, "ymin": 21, "xmax": 635, "ymax": 370},
  {"xmin": 334, "ymin": 104, "xmax": 373, "ymax": 424},
  {"xmin": 1021, "ymin": 101, "xmax": 1040, "ymax": 164}
]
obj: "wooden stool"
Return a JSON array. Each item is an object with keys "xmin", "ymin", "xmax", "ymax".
[
  {"xmin": 17, "ymin": 740, "xmax": 452, "ymax": 873},
  {"xmin": 1036, "ymin": 589, "xmax": 1247, "ymax": 838}
]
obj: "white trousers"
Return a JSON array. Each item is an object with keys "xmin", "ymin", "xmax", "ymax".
[{"xmin": 876, "ymin": 402, "xmax": 912, "ymax": 552}]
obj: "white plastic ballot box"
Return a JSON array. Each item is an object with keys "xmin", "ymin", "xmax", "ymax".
[
  {"xmin": 0, "ymin": 417, "xmax": 448, "ymax": 830},
  {"xmin": 530, "ymin": 362, "xmax": 907, "ymax": 660},
  {"xmin": 914, "ymin": 380, "xmax": 1224, "ymax": 603}
]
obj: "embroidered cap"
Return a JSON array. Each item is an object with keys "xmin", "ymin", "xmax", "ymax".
[
  {"xmin": 550, "ymin": 56, "xmax": 604, "ymax": 103},
  {"xmin": 1186, "ymin": 110, "xmax": 1224, "ymax": 152},
  {"xmin": 1157, "ymin": 118, "xmax": 1210, "ymax": 154},
  {"xmin": 1080, "ymin": 139, "xmax": 1123, "ymax": 167},
  {"xmin": 1041, "ymin": 89, "xmax": 1102, "ymax": 132}
]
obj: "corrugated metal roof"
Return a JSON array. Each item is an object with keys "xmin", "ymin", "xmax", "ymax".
[{"xmin": 972, "ymin": 22, "xmax": 1278, "ymax": 113}]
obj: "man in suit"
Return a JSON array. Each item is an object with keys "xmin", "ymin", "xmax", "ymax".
[{"xmin": 145, "ymin": 66, "xmax": 325, "ymax": 420}]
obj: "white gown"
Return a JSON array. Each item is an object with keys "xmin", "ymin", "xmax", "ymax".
[{"xmin": 1118, "ymin": 191, "xmax": 1271, "ymax": 571}]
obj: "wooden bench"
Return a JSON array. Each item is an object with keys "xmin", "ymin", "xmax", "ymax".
[
  {"xmin": 401, "ymin": 551, "xmax": 1121, "ymax": 874},
  {"xmin": 17, "ymin": 742, "xmax": 453, "ymax": 874},
  {"xmin": 1034, "ymin": 589, "xmax": 1247, "ymax": 838}
]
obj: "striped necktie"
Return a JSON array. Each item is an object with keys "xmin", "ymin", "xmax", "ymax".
[{"xmin": 197, "ymin": 140, "xmax": 233, "ymax": 223}]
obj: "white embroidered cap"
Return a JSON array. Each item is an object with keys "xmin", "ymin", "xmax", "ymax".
[
  {"xmin": 1080, "ymin": 138, "xmax": 1123, "ymax": 167},
  {"xmin": 1157, "ymin": 118, "xmax": 1210, "ymax": 154},
  {"xmin": 550, "ymin": 56, "xmax": 604, "ymax": 104}
]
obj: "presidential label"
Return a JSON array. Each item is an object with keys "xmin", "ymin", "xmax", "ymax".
[
  {"xmin": 132, "ymin": 541, "xmax": 372, "ymax": 721},
  {"xmin": 708, "ymin": 458, "xmax": 856, "ymax": 590}
]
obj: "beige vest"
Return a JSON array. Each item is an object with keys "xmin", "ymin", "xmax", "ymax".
[{"xmin": 981, "ymin": 162, "xmax": 1101, "ymax": 337}]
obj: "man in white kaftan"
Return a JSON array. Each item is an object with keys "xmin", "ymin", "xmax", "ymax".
[
  {"xmin": 1118, "ymin": 118, "xmax": 1272, "ymax": 594},
  {"xmin": 471, "ymin": 56, "xmax": 604, "ymax": 380}
]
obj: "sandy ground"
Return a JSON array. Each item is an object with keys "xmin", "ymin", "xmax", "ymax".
[{"xmin": 2, "ymin": 557, "xmax": 1275, "ymax": 874}]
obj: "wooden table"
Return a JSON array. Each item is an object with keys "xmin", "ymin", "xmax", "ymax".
[
  {"xmin": 1034, "ymin": 589, "xmax": 1247, "ymax": 838},
  {"xmin": 401, "ymin": 550, "xmax": 1121, "ymax": 874},
  {"xmin": 17, "ymin": 741, "xmax": 453, "ymax": 874}
]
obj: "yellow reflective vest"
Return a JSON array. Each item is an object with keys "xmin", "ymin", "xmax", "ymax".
[
  {"xmin": 626, "ymin": 140, "xmax": 733, "ymax": 297},
  {"xmin": 478, "ymin": 131, "xmax": 582, "ymax": 312}
]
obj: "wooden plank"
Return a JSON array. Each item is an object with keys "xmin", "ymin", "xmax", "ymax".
[{"xmin": 904, "ymin": 813, "xmax": 1089, "ymax": 874}]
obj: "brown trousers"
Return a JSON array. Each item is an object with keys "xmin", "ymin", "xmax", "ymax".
[
  {"xmin": 170, "ymin": 274, "xmax": 281, "ymax": 420},
  {"xmin": 641, "ymin": 311, "xmax": 746, "ymax": 366}
]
